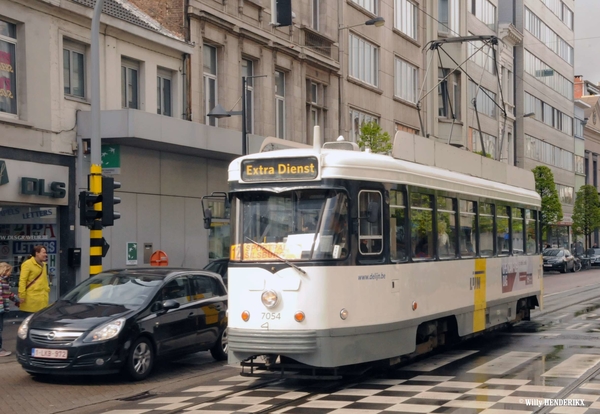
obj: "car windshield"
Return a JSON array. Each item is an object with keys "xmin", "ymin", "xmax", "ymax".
[
  {"xmin": 544, "ymin": 249, "xmax": 563, "ymax": 257},
  {"xmin": 62, "ymin": 272, "xmax": 164, "ymax": 308},
  {"xmin": 232, "ymin": 189, "xmax": 349, "ymax": 261}
]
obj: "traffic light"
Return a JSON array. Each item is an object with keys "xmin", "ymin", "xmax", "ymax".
[
  {"xmin": 79, "ymin": 191, "xmax": 101, "ymax": 227},
  {"xmin": 101, "ymin": 176, "xmax": 121, "ymax": 227}
]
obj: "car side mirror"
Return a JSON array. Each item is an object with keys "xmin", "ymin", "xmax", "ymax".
[
  {"xmin": 162, "ymin": 299, "xmax": 180, "ymax": 311},
  {"xmin": 203, "ymin": 208, "xmax": 212, "ymax": 230}
]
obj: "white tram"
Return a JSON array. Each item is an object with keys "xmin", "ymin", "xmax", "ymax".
[{"xmin": 226, "ymin": 132, "xmax": 542, "ymax": 374}]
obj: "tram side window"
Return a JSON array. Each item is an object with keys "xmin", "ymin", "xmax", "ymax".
[
  {"xmin": 459, "ymin": 200, "xmax": 477, "ymax": 257},
  {"xmin": 479, "ymin": 203, "xmax": 494, "ymax": 257},
  {"xmin": 359, "ymin": 191, "xmax": 383, "ymax": 255},
  {"xmin": 437, "ymin": 196, "xmax": 457, "ymax": 259},
  {"xmin": 411, "ymin": 193, "xmax": 433, "ymax": 260},
  {"xmin": 512, "ymin": 208, "xmax": 525, "ymax": 255},
  {"xmin": 526, "ymin": 209, "xmax": 537, "ymax": 254},
  {"xmin": 390, "ymin": 190, "xmax": 408, "ymax": 262},
  {"xmin": 497, "ymin": 205, "xmax": 510, "ymax": 256}
]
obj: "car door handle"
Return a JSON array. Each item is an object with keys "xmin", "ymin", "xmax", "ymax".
[{"xmin": 187, "ymin": 312, "xmax": 195, "ymax": 318}]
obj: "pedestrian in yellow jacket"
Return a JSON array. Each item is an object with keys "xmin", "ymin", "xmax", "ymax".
[{"xmin": 18, "ymin": 245, "xmax": 50, "ymax": 314}]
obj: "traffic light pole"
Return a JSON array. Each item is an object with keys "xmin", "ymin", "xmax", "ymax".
[
  {"xmin": 90, "ymin": 0, "xmax": 105, "ymax": 275},
  {"xmin": 89, "ymin": 165, "xmax": 103, "ymax": 276}
]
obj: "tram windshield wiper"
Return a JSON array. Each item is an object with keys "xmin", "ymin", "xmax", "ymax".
[{"xmin": 244, "ymin": 237, "xmax": 307, "ymax": 276}]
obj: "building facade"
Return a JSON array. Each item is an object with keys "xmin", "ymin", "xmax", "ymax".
[{"xmin": 500, "ymin": 0, "xmax": 576, "ymax": 248}]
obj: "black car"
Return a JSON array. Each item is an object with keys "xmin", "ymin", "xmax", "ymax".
[
  {"xmin": 542, "ymin": 248, "xmax": 575, "ymax": 273},
  {"xmin": 16, "ymin": 268, "xmax": 228, "ymax": 380},
  {"xmin": 583, "ymin": 248, "xmax": 600, "ymax": 266},
  {"xmin": 203, "ymin": 258, "xmax": 229, "ymax": 286}
]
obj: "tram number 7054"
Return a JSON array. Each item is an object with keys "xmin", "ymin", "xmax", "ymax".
[{"xmin": 262, "ymin": 312, "xmax": 281, "ymax": 320}]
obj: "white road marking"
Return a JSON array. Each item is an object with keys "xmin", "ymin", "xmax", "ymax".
[
  {"xmin": 542, "ymin": 354, "xmax": 600, "ymax": 378},
  {"xmin": 401, "ymin": 350, "xmax": 478, "ymax": 372},
  {"xmin": 566, "ymin": 322, "xmax": 591, "ymax": 330},
  {"xmin": 467, "ymin": 352, "xmax": 540, "ymax": 375}
]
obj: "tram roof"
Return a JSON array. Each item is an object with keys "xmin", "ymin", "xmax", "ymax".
[{"xmin": 229, "ymin": 147, "xmax": 541, "ymax": 207}]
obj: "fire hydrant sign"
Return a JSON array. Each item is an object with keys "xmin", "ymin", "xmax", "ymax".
[{"xmin": 126, "ymin": 242, "xmax": 138, "ymax": 265}]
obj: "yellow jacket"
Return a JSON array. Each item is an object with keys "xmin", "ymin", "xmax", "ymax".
[{"xmin": 19, "ymin": 257, "xmax": 50, "ymax": 313}]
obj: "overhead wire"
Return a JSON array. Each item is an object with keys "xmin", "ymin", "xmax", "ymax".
[{"xmin": 414, "ymin": 3, "xmax": 575, "ymax": 115}]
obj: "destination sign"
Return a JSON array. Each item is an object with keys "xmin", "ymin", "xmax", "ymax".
[{"xmin": 241, "ymin": 157, "xmax": 318, "ymax": 182}]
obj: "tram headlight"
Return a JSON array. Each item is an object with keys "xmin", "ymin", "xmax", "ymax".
[
  {"xmin": 261, "ymin": 290, "xmax": 278, "ymax": 308},
  {"xmin": 340, "ymin": 309, "xmax": 348, "ymax": 320}
]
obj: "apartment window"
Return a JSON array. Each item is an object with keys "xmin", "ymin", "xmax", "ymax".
[
  {"xmin": 0, "ymin": 19, "xmax": 17, "ymax": 115},
  {"xmin": 468, "ymin": 0, "xmax": 496, "ymax": 30},
  {"xmin": 438, "ymin": 0, "xmax": 460, "ymax": 35},
  {"xmin": 275, "ymin": 70, "xmax": 285, "ymax": 139},
  {"xmin": 575, "ymin": 118, "xmax": 584, "ymax": 139},
  {"xmin": 312, "ymin": 0, "xmax": 319, "ymax": 31},
  {"xmin": 349, "ymin": 33, "xmax": 379, "ymax": 87},
  {"xmin": 157, "ymin": 69, "xmax": 172, "ymax": 117},
  {"xmin": 525, "ymin": 8, "xmax": 573, "ymax": 65},
  {"xmin": 307, "ymin": 80, "xmax": 327, "ymax": 143},
  {"xmin": 525, "ymin": 134, "xmax": 574, "ymax": 171},
  {"xmin": 524, "ymin": 93, "xmax": 573, "ymax": 135},
  {"xmin": 438, "ymin": 68, "xmax": 461, "ymax": 120},
  {"xmin": 467, "ymin": 35, "xmax": 495, "ymax": 73},
  {"xmin": 556, "ymin": 184, "xmax": 574, "ymax": 205},
  {"xmin": 204, "ymin": 44, "xmax": 217, "ymax": 126},
  {"xmin": 505, "ymin": 68, "xmax": 514, "ymax": 105},
  {"xmin": 350, "ymin": 108, "xmax": 377, "ymax": 142},
  {"xmin": 242, "ymin": 59, "xmax": 254, "ymax": 134},
  {"xmin": 469, "ymin": 81, "xmax": 496, "ymax": 118},
  {"xmin": 471, "ymin": 128, "xmax": 497, "ymax": 159},
  {"xmin": 524, "ymin": 50, "xmax": 573, "ymax": 99},
  {"xmin": 121, "ymin": 59, "xmax": 139, "ymax": 109},
  {"xmin": 395, "ymin": 0, "xmax": 418, "ymax": 40},
  {"xmin": 541, "ymin": 0, "xmax": 573, "ymax": 30},
  {"xmin": 395, "ymin": 57, "xmax": 418, "ymax": 103},
  {"xmin": 63, "ymin": 40, "xmax": 85, "ymax": 98},
  {"xmin": 352, "ymin": 0, "xmax": 377, "ymax": 14},
  {"xmin": 575, "ymin": 155, "xmax": 584, "ymax": 174}
]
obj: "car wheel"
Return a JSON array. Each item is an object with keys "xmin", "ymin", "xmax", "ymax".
[
  {"xmin": 210, "ymin": 328, "xmax": 228, "ymax": 361},
  {"xmin": 561, "ymin": 263, "xmax": 567, "ymax": 273},
  {"xmin": 126, "ymin": 337, "xmax": 154, "ymax": 381}
]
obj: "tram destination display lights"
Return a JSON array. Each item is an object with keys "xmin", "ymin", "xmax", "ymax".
[{"xmin": 241, "ymin": 157, "xmax": 319, "ymax": 182}]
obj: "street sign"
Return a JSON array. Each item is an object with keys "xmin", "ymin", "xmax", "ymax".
[
  {"xmin": 126, "ymin": 242, "xmax": 137, "ymax": 265},
  {"xmin": 102, "ymin": 144, "xmax": 121, "ymax": 174}
]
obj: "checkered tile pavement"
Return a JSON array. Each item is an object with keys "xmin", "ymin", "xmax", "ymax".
[{"xmin": 99, "ymin": 373, "xmax": 600, "ymax": 414}]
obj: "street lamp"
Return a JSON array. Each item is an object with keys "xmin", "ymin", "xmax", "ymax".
[
  {"xmin": 337, "ymin": 16, "xmax": 385, "ymax": 136},
  {"xmin": 339, "ymin": 16, "xmax": 385, "ymax": 31},
  {"xmin": 208, "ymin": 75, "xmax": 267, "ymax": 155},
  {"xmin": 523, "ymin": 112, "xmax": 535, "ymax": 118}
]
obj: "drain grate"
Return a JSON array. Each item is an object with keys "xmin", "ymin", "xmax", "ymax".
[{"xmin": 118, "ymin": 391, "xmax": 155, "ymax": 402}]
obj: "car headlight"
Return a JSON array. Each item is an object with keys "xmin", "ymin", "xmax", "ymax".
[
  {"xmin": 83, "ymin": 317, "xmax": 126, "ymax": 343},
  {"xmin": 17, "ymin": 314, "xmax": 33, "ymax": 340}
]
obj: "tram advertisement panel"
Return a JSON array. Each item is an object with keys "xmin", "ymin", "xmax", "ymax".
[
  {"xmin": 501, "ymin": 256, "xmax": 534, "ymax": 293},
  {"xmin": 241, "ymin": 157, "xmax": 318, "ymax": 182}
]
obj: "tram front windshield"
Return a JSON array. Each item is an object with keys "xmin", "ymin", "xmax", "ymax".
[{"xmin": 231, "ymin": 189, "xmax": 348, "ymax": 261}]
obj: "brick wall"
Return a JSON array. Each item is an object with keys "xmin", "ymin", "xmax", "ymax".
[
  {"xmin": 128, "ymin": 0, "xmax": 185, "ymax": 38},
  {"xmin": 575, "ymin": 75, "xmax": 584, "ymax": 99}
]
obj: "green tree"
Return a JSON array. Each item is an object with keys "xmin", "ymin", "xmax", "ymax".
[
  {"xmin": 572, "ymin": 185, "xmax": 600, "ymax": 250},
  {"xmin": 357, "ymin": 121, "xmax": 392, "ymax": 154},
  {"xmin": 532, "ymin": 166, "xmax": 563, "ymax": 248}
]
